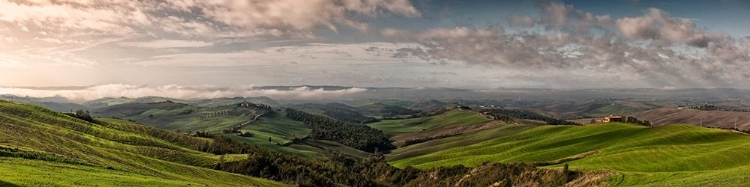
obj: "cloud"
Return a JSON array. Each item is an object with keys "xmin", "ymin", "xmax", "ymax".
[
  {"xmin": 130, "ymin": 42, "xmax": 428, "ymax": 67},
  {"xmin": 535, "ymin": 1, "xmax": 612, "ymax": 32},
  {"xmin": 196, "ymin": 0, "xmax": 421, "ymax": 34},
  {"xmin": 0, "ymin": 84, "xmax": 369, "ymax": 100},
  {"xmin": 380, "ymin": 2, "xmax": 750, "ymax": 88},
  {"xmin": 118, "ymin": 40, "xmax": 215, "ymax": 49},
  {"xmin": 508, "ymin": 15, "xmax": 536, "ymax": 27},
  {"xmin": 0, "ymin": 0, "xmax": 420, "ymax": 39},
  {"xmin": 0, "ymin": 0, "xmax": 422, "ymax": 69},
  {"xmin": 0, "ymin": 54, "xmax": 23, "ymax": 68},
  {"xmin": 615, "ymin": 8, "xmax": 730, "ymax": 48}
]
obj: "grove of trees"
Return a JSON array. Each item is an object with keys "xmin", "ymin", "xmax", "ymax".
[{"xmin": 285, "ymin": 108, "xmax": 394, "ymax": 152}]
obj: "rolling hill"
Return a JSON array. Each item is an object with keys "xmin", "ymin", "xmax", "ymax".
[
  {"xmin": 368, "ymin": 109, "xmax": 495, "ymax": 146},
  {"xmin": 290, "ymin": 102, "xmax": 379, "ymax": 124},
  {"xmin": 92, "ymin": 101, "xmax": 270, "ymax": 133},
  {"xmin": 632, "ymin": 107, "xmax": 750, "ymax": 130},
  {"xmin": 0, "ymin": 100, "xmax": 283, "ymax": 186},
  {"xmin": 385, "ymin": 122, "xmax": 750, "ymax": 186},
  {"xmin": 354, "ymin": 102, "xmax": 421, "ymax": 118}
]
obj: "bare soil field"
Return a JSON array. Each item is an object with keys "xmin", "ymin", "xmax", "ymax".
[{"xmin": 632, "ymin": 107, "xmax": 750, "ymax": 130}]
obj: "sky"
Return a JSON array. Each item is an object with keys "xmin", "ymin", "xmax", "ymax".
[{"xmin": 1, "ymin": 0, "xmax": 750, "ymax": 98}]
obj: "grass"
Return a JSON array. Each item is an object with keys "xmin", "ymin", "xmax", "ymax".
[
  {"xmin": 224, "ymin": 111, "xmax": 324, "ymax": 159},
  {"xmin": 0, "ymin": 100, "xmax": 285, "ymax": 187},
  {"xmin": 225, "ymin": 135, "xmax": 324, "ymax": 159},
  {"xmin": 93, "ymin": 102, "xmax": 263, "ymax": 133},
  {"xmin": 368, "ymin": 109, "xmax": 491, "ymax": 136},
  {"xmin": 386, "ymin": 124, "xmax": 538, "ymax": 161},
  {"xmin": 240, "ymin": 111, "xmax": 311, "ymax": 144},
  {"xmin": 302, "ymin": 140, "xmax": 371, "ymax": 158},
  {"xmin": 388, "ymin": 122, "xmax": 750, "ymax": 186}
]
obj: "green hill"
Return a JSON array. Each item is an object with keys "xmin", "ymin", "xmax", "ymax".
[
  {"xmin": 354, "ymin": 102, "xmax": 421, "ymax": 118},
  {"xmin": 92, "ymin": 101, "xmax": 269, "ymax": 133},
  {"xmin": 388, "ymin": 122, "xmax": 750, "ymax": 186},
  {"xmin": 368, "ymin": 109, "xmax": 492, "ymax": 136},
  {"xmin": 368, "ymin": 109, "xmax": 494, "ymax": 147},
  {"xmin": 224, "ymin": 110, "xmax": 324, "ymax": 158},
  {"xmin": 0, "ymin": 100, "xmax": 283, "ymax": 186},
  {"xmin": 290, "ymin": 103, "xmax": 379, "ymax": 124}
]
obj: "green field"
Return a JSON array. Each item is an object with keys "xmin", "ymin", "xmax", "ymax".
[
  {"xmin": 0, "ymin": 100, "xmax": 284, "ymax": 187},
  {"xmin": 368, "ymin": 109, "xmax": 492, "ymax": 136},
  {"xmin": 387, "ymin": 122, "xmax": 750, "ymax": 186},
  {"xmin": 223, "ymin": 110, "xmax": 324, "ymax": 159},
  {"xmin": 94, "ymin": 102, "xmax": 263, "ymax": 133},
  {"xmin": 240, "ymin": 111, "xmax": 312, "ymax": 144}
]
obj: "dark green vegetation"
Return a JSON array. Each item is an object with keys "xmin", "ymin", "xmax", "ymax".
[
  {"xmin": 321, "ymin": 102, "xmax": 379, "ymax": 124},
  {"xmin": 0, "ymin": 100, "xmax": 283, "ymax": 186},
  {"xmin": 355, "ymin": 102, "xmax": 421, "ymax": 119},
  {"xmin": 290, "ymin": 102, "xmax": 381, "ymax": 124},
  {"xmin": 285, "ymin": 108, "xmax": 393, "ymax": 152}
]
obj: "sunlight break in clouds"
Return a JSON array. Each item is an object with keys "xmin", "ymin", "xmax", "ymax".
[{"xmin": 0, "ymin": 84, "xmax": 368, "ymax": 101}]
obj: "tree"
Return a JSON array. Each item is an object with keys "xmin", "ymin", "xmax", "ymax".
[{"xmin": 74, "ymin": 109, "xmax": 94, "ymax": 122}]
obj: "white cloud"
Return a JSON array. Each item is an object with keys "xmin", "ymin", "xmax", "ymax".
[
  {"xmin": 196, "ymin": 0, "xmax": 420, "ymax": 35},
  {"xmin": 130, "ymin": 42, "xmax": 429, "ymax": 66},
  {"xmin": 118, "ymin": 40, "xmax": 214, "ymax": 49},
  {"xmin": 615, "ymin": 8, "xmax": 729, "ymax": 48},
  {"xmin": 380, "ymin": 3, "xmax": 750, "ymax": 88}
]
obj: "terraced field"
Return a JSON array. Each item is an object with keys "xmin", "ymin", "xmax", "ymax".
[
  {"xmin": 0, "ymin": 100, "xmax": 283, "ymax": 187},
  {"xmin": 388, "ymin": 123, "xmax": 750, "ymax": 186}
]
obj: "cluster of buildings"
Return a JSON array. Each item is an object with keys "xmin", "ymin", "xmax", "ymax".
[{"xmin": 592, "ymin": 115, "xmax": 624, "ymax": 124}]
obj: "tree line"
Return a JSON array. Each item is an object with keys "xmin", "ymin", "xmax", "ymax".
[
  {"xmin": 285, "ymin": 108, "xmax": 394, "ymax": 152},
  {"xmin": 322, "ymin": 103, "xmax": 379, "ymax": 124}
]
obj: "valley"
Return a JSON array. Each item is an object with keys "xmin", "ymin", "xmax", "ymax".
[{"xmin": 3, "ymin": 91, "xmax": 750, "ymax": 186}]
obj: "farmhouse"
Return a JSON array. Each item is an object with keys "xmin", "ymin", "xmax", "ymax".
[{"xmin": 604, "ymin": 115, "xmax": 623, "ymax": 123}]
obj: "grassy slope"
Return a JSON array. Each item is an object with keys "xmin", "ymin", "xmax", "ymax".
[
  {"xmin": 225, "ymin": 110, "xmax": 371, "ymax": 159},
  {"xmin": 0, "ymin": 100, "xmax": 284, "ymax": 187},
  {"xmin": 224, "ymin": 110, "xmax": 322, "ymax": 159},
  {"xmin": 632, "ymin": 107, "xmax": 750, "ymax": 130},
  {"xmin": 388, "ymin": 123, "xmax": 750, "ymax": 186},
  {"xmin": 96, "ymin": 103, "xmax": 260, "ymax": 133},
  {"xmin": 241, "ymin": 111, "xmax": 312, "ymax": 144},
  {"xmin": 368, "ymin": 109, "xmax": 491, "ymax": 136}
]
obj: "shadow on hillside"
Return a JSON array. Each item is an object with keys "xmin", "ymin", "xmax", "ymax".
[{"xmin": 0, "ymin": 180, "xmax": 21, "ymax": 187}]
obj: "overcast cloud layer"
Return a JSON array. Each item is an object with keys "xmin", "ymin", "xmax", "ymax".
[
  {"xmin": 1, "ymin": 0, "xmax": 750, "ymax": 95},
  {"xmin": 0, "ymin": 84, "xmax": 368, "ymax": 100}
]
